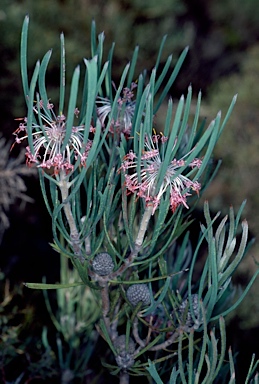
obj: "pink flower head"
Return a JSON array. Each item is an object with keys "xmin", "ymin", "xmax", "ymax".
[
  {"xmin": 120, "ymin": 135, "xmax": 202, "ymax": 214},
  {"xmin": 13, "ymin": 102, "xmax": 93, "ymax": 175},
  {"xmin": 96, "ymin": 83, "xmax": 137, "ymax": 137}
]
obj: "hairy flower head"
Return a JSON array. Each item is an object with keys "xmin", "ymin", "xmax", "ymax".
[
  {"xmin": 120, "ymin": 134, "xmax": 202, "ymax": 214},
  {"xmin": 13, "ymin": 101, "xmax": 94, "ymax": 174},
  {"xmin": 96, "ymin": 82, "xmax": 137, "ymax": 137}
]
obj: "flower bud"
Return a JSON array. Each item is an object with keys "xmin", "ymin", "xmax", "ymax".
[
  {"xmin": 114, "ymin": 335, "xmax": 135, "ymax": 356},
  {"xmin": 92, "ymin": 252, "xmax": 114, "ymax": 276},
  {"xmin": 126, "ymin": 283, "xmax": 151, "ymax": 307},
  {"xmin": 114, "ymin": 334, "xmax": 135, "ymax": 369},
  {"xmin": 179, "ymin": 294, "xmax": 202, "ymax": 330}
]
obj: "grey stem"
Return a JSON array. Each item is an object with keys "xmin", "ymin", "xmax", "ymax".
[
  {"xmin": 100, "ymin": 282, "xmax": 111, "ymax": 331},
  {"xmin": 59, "ymin": 170, "xmax": 84, "ymax": 263},
  {"xmin": 109, "ymin": 204, "xmax": 154, "ymax": 279},
  {"xmin": 119, "ymin": 371, "xmax": 130, "ymax": 384},
  {"xmin": 135, "ymin": 204, "xmax": 154, "ymax": 248}
]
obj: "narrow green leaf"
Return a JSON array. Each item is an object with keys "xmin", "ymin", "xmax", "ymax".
[
  {"xmin": 24, "ymin": 282, "xmax": 85, "ymax": 289},
  {"xmin": 79, "ymin": 64, "xmax": 88, "ymax": 123},
  {"xmin": 213, "ymin": 317, "xmax": 227, "ymax": 379},
  {"xmin": 38, "ymin": 49, "xmax": 52, "ymax": 117},
  {"xmin": 188, "ymin": 329, "xmax": 194, "ymax": 384},
  {"xmin": 154, "ymin": 54, "xmax": 172, "ymax": 94},
  {"xmin": 36, "ymin": 93, "xmax": 49, "ymax": 142},
  {"xmin": 42, "ymin": 288, "xmax": 61, "ymax": 332},
  {"xmin": 96, "ymin": 61, "xmax": 109, "ymax": 95},
  {"xmin": 215, "ymin": 215, "xmax": 228, "ymax": 264},
  {"xmin": 163, "ymin": 97, "xmax": 173, "ymax": 139},
  {"xmin": 27, "ymin": 60, "xmax": 40, "ymax": 153},
  {"xmin": 38, "ymin": 172, "xmax": 54, "ymax": 216},
  {"xmin": 218, "ymin": 94, "xmax": 237, "ymax": 137},
  {"xmin": 155, "ymin": 95, "xmax": 185, "ymax": 193},
  {"xmin": 211, "ymin": 268, "xmax": 259, "ymax": 321},
  {"xmin": 206, "ymin": 330, "xmax": 218, "ymax": 382},
  {"xmin": 96, "ymin": 32, "xmax": 105, "ymax": 72},
  {"xmin": 61, "ymin": 65, "xmax": 80, "ymax": 152},
  {"xmin": 105, "ymin": 43, "xmax": 115, "ymax": 99},
  {"xmin": 245, "ymin": 354, "xmax": 259, "ymax": 384},
  {"xmin": 144, "ymin": 277, "xmax": 170, "ymax": 315},
  {"xmin": 234, "ymin": 200, "xmax": 247, "ymax": 232},
  {"xmin": 127, "ymin": 45, "xmax": 139, "ymax": 87},
  {"xmin": 219, "ymin": 220, "xmax": 248, "ymax": 286},
  {"xmin": 20, "ymin": 15, "xmax": 30, "ymax": 102},
  {"xmin": 206, "ymin": 237, "xmax": 218, "ymax": 320},
  {"xmin": 171, "ymin": 85, "xmax": 193, "ymax": 155},
  {"xmin": 186, "ymin": 90, "xmax": 202, "ymax": 152},
  {"xmin": 83, "ymin": 56, "xmax": 98, "ymax": 141},
  {"xmin": 133, "ymin": 84, "xmax": 150, "ymax": 154},
  {"xmin": 178, "ymin": 331, "xmax": 188, "ymax": 384},
  {"xmin": 195, "ymin": 301, "xmax": 208, "ymax": 383},
  {"xmin": 90, "ymin": 19, "xmax": 97, "ymax": 57},
  {"xmin": 146, "ymin": 360, "xmax": 164, "ymax": 384},
  {"xmin": 155, "ymin": 35, "xmax": 167, "ymax": 71},
  {"xmin": 134, "ymin": 334, "xmax": 162, "ymax": 358},
  {"xmin": 98, "ymin": 319, "xmax": 117, "ymax": 355},
  {"xmin": 195, "ymin": 114, "xmax": 221, "ymax": 179},
  {"xmin": 59, "ymin": 32, "xmax": 65, "ymax": 114},
  {"xmin": 154, "ymin": 46, "xmax": 189, "ymax": 113},
  {"xmin": 228, "ymin": 347, "xmax": 236, "ymax": 379},
  {"xmin": 201, "ymin": 355, "xmax": 211, "ymax": 384}
]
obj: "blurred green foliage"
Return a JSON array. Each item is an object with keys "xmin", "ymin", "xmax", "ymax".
[
  {"xmin": 1, "ymin": 0, "xmax": 259, "ymax": 381},
  {"xmin": 2, "ymin": 0, "xmax": 259, "ymax": 136},
  {"xmin": 204, "ymin": 45, "xmax": 259, "ymax": 223},
  {"xmin": 0, "ymin": 0, "xmax": 186, "ymax": 135},
  {"xmin": 204, "ymin": 44, "xmax": 259, "ymax": 329}
]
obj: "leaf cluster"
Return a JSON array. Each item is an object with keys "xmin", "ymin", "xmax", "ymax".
[{"xmin": 17, "ymin": 16, "xmax": 259, "ymax": 383}]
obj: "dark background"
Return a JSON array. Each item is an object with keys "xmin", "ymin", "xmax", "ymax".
[{"xmin": 1, "ymin": 0, "xmax": 259, "ymax": 382}]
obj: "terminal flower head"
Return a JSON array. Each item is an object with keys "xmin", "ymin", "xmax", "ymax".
[
  {"xmin": 120, "ymin": 134, "xmax": 202, "ymax": 214},
  {"xmin": 96, "ymin": 82, "xmax": 137, "ymax": 137},
  {"xmin": 13, "ymin": 101, "xmax": 94, "ymax": 175}
]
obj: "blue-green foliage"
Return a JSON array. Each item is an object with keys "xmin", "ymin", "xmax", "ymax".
[{"xmin": 17, "ymin": 16, "xmax": 259, "ymax": 383}]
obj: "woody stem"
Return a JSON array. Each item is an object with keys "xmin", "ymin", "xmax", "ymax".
[{"xmin": 59, "ymin": 170, "xmax": 84, "ymax": 263}]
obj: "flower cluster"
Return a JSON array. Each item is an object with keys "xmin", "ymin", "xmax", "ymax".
[
  {"xmin": 96, "ymin": 83, "xmax": 137, "ymax": 137},
  {"xmin": 13, "ymin": 101, "xmax": 94, "ymax": 175},
  {"xmin": 120, "ymin": 134, "xmax": 202, "ymax": 214}
]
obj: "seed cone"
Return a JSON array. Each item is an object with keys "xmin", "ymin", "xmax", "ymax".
[
  {"xmin": 126, "ymin": 283, "xmax": 151, "ymax": 307},
  {"xmin": 92, "ymin": 252, "xmax": 114, "ymax": 276}
]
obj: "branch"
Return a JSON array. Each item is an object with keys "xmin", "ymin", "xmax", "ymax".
[
  {"xmin": 110, "ymin": 204, "xmax": 154, "ymax": 278},
  {"xmin": 99, "ymin": 281, "xmax": 111, "ymax": 332},
  {"xmin": 59, "ymin": 170, "xmax": 84, "ymax": 263}
]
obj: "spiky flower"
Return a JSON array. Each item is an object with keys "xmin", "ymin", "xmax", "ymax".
[
  {"xmin": 96, "ymin": 83, "xmax": 137, "ymax": 137},
  {"xmin": 120, "ymin": 134, "xmax": 202, "ymax": 214},
  {"xmin": 13, "ymin": 101, "xmax": 94, "ymax": 174},
  {"xmin": 126, "ymin": 283, "xmax": 151, "ymax": 307},
  {"xmin": 92, "ymin": 252, "xmax": 114, "ymax": 276}
]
